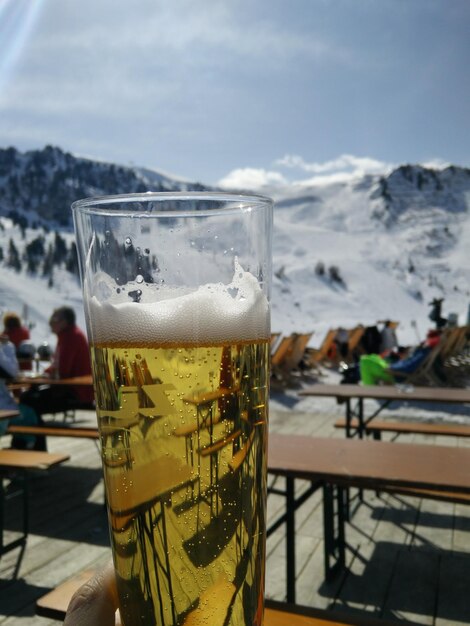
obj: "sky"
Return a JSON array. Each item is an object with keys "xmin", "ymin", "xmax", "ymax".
[{"xmin": 0, "ymin": 0, "xmax": 469, "ymax": 189}]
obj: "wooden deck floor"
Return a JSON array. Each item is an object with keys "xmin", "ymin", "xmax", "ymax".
[{"xmin": 1, "ymin": 396, "xmax": 470, "ymax": 625}]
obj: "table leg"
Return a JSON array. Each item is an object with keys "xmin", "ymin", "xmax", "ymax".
[
  {"xmin": 286, "ymin": 476, "xmax": 296, "ymax": 603},
  {"xmin": 323, "ymin": 483, "xmax": 346, "ymax": 581},
  {"xmin": 345, "ymin": 399, "xmax": 351, "ymax": 438},
  {"xmin": 357, "ymin": 398, "xmax": 365, "ymax": 438},
  {"xmin": 0, "ymin": 472, "xmax": 28, "ymax": 556}
]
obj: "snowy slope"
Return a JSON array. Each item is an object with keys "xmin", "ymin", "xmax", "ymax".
[
  {"xmin": 267, "ymin": 167, "xmax": 470, "ymax": 346},
  {"xmin": 1, "ymin": 152, "xmax": 470, "ymax": 351}
]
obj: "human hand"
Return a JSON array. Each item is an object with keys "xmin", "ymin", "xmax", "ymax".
[{"xmin": 64, "ymin": 563, "xmax": 121, "ymax": 626}]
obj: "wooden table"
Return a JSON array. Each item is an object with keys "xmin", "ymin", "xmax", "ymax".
[
  {"xmin": 14, "ymin": 374, "xmax": 93, "ymax": 387},
  {"xmin": 298, "ymin": 383, "xmax": 470, "ymax": 437},
  {"xmin": 0, "ymin": 449, "xmax": 70, "ymax": 555},
  {"xmin": 267, "ymin": 433, "xmax": 470, "ymax": 603}
]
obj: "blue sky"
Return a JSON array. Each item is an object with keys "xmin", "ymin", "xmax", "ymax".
[{"xmin": 0, "ymin": 0, "xmax": 469, "ymax": 188}]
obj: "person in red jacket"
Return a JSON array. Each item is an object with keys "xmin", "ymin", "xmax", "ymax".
[
  {"xmin": 20, "ymin": 306, "xmax": 94, "ymax": 449},
  {"xmin": 3, "ymin": 312, "xmax": 33, "ymax": 370},
  {"xmin": 45, "ymin": 306, "xmax": 94, "ymax": 405},
  {"xmin": 2, "ymin": 312, "xmax": 30, "ymax": 348}
]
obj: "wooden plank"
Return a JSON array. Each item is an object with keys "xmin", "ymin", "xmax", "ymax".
[
  {"xmin": 0, "ymin": 449, "xmax": 69, "ymax": 470},
  {"xmin": 266, "ymin": 600, "xmax": 423, "ymax": 626},
  {"xmin": 36, "ymin": 569, "xmax": 96, "ymax": 619},
  {"xmin": 334, "ymin": 419, "xmax": 470, "ymax": 438},
  {"xmin": 7, "ymin": 425, "xmax": 99, "ymax": 439},
  {"xmin": 36, "ymin": 570, "xmax": 420, "ymax": 625},
  {"xmin": 299, "ymin": 383, "xmax": 470, "ymax": 405},
  {"xmin": 14, "ymin": 374, "xmax": 93, "ymax": 386},
  {"xmin": 0, "ymin": 408, "xmax": 19, "ymax": 421},
  {"xmin": 268, "ymin": 434, "xmax": 470, "ymax": 495}
]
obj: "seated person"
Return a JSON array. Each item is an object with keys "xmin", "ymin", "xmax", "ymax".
[
  {"xmin": 3, "ymin": 312, "xmax": 32, "ymax": 370},
  {"xmin": 360, "ymin": 330, "xmax": 441, "ymax": 386},
  {"xmin": 21, "ymin": 307, "xmax": 94, "ymax": 431},
  {"xmin": 334, "ymin": 327, "xmax": 349, "ymax": 359},
  {"xmin": 379, "ymin": 320, "xmax": 399, "ymax": 356},
  {"xmin": 3, "ymin": 312, "xmax": 30, "ymax": 348},
  {"xmin": 0, "ymin": 334, "xmax": 41, "ymax": 449}
]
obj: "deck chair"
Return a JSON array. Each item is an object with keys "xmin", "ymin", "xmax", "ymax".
[
  {"xmin": 387, "ymin": 327, "xmax": 464, "ymax": 387},
  {"xmin": 441, "ymin": 325, "xmax": 469, "ymax": 360},
  {"xmin": 304, "ymin": 329, "xmax": 336, "ymax": 366},
  {"xmin": 438, "ymin": 326, "xmax": 470, "ymax": 386},
  {"xmin": 282, "ymin": 333, "xmax": 313, "ymax": 372},
  {"xmin": 271, "ymin": 335, "xmax": 297, "ymax": 369},
  {"xmin": 346, "ymin": 325, "xmax": 365, "ymax": 360},
  {"xmin": 272, "ymin": 332, "xmax": 313, "ymax": 382}
]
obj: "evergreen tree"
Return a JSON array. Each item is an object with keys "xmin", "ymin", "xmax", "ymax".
[
  {"xmin": 24, "ymin": 235, "xmax": 45, "ymax": 274},
  {"xmin": 53, "ymin": 231, "xmax": 68, "ymax": 265},
  {"xmin": 66, "ymin": 241, "xmax": 79, "ymax": 276},
  {"xmin": 43, "ymin": 243, "xmax": 54, "ymax": 278},
  {"xmin": 7, "ymin": 238, "xmax": 21, "ymax": 272}
]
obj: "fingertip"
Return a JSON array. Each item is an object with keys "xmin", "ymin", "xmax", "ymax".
[{"xmin": 64, "ymin": 563, "xmax": 118, "ymax": 625}]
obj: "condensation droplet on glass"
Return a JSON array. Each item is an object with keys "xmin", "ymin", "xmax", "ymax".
[
  {"xmin": 125, "ymin": 237, "xmax": 132, "ymax": 247},
  {"xmin": 136, "ymin": 275, "xmax": 144, "ymax": 284}
]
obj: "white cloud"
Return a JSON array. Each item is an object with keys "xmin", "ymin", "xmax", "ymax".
[
  {"xmin": 218, "ymin": 154, "xmax": 394, "ymax": 191},
  {"xmin": 275, "ymin": 153, "xmax": 391, "ymax": 176},
  {"xmin": 218, "ymin": 168, "xmax": 287, "ymax": 191}
]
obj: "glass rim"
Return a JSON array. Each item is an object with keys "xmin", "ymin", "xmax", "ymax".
[{"xmin": 71, "ymin": 191, "xmax": 273, "ymax": 218}]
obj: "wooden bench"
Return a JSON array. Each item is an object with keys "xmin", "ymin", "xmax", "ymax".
[
  {"xmin": 6, "ymin": 424, "xmax": 100, "ymax": 440},
  {"xmin": 299, "ymin": 383, "xmax": 470, "ymax": 439},
  {"xmin": 36, "ymin": 571, "xmax": 422, "ymax": 625},
  {"xmin": 334, "ymin": 418, "xmax": 470, "ymax": 440},
  {"xmin": 268, "ymin": 434, "xmax": 470, "ymax": 603},
  {"xmin": 0, "ymin": 409, "xmax": 20, "ymax": 421},
  {"xmin": 0, "ymin": 449, "xmax": 70, "ymax": 555}
]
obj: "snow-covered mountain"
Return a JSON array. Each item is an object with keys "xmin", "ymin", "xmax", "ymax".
[
  {"xmin": 265, "ymin": 164, "xmax": 470, "ymax": 345},
  {"xmin": 1, "ymin": 146, "xmax": 470, "ymax": 350},
  {"xmin": 0, "ymin": 145, "xmax": 210, "ymax": 229}
]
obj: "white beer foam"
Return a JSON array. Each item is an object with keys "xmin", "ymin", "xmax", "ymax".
[{"xmin": 87, "ymin": 262, "xmax": 270, "ymax": 345}]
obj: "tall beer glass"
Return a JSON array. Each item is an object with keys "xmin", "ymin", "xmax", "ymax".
[{"xmin": 72, "ymin": 193, "xmax": 272, "ymax": 626}]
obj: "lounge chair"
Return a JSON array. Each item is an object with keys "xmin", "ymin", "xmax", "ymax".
[{"xmin": 271, "ymin": 332, "xmax": 313, "ymax": 383}]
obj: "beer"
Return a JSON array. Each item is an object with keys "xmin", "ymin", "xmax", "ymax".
[
  {"xmin": 73, "ymin": 191, "xmax": 273, "ymax": 626},
  {"xmin": 91, "ymin": 337, "xmax": 269, "ymax": 626}
]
